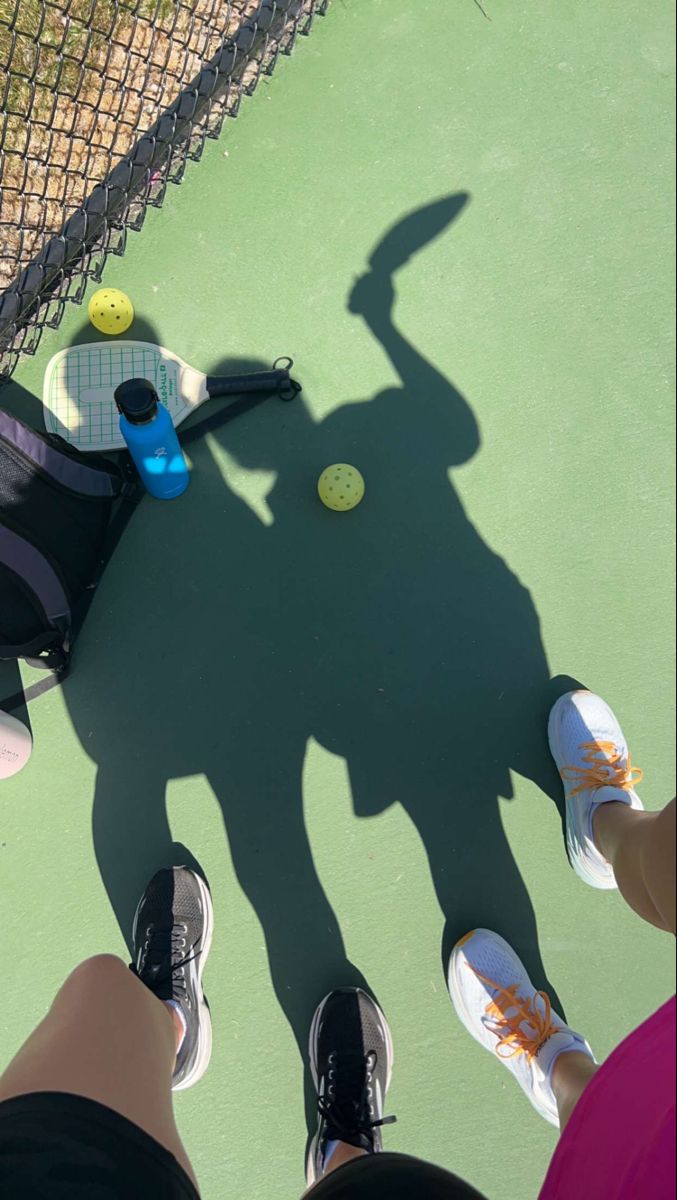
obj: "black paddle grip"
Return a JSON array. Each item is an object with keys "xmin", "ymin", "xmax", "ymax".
[{"xmin": 205, "ymin": 357, "xmax": 300, "ymax": 402}]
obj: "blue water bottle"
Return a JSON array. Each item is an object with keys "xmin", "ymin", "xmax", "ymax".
[{"xmin": 114, "ymin": 378, "xmax": 190, "ymax": 500}]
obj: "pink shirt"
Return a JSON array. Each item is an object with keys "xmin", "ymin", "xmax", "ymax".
[{"xmin": 540, "ymin": 996, "xmax": 676, "ymax": 1200}]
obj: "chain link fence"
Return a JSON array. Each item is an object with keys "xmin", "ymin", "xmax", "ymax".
[{"xmin": 0, "ymin": 0, "xmax": 328, "ymax": 379}]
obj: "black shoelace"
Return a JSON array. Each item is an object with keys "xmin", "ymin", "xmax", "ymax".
[
  {"xmin": 318, "ymin": 1050, "xmax": 396, "ymax": 1151},
  {"xmin": 133, "ymin": 922, "xmax": 201, "ymax": 1004}
]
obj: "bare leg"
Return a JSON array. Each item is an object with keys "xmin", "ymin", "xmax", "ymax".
[
  {"xmin": 550, "ymin": 1051, "xmax": 600, "ymax": 1132},
  {"xmin": 0, "ymin": 954, "xmax": 197, "ymax": 1190},
  {"xmin": 549, "ymin": 798, "xmax": 676, "ymax": 1131},
  {"xmin": 593, "ymin": 798, "xmax": 676, "ymax": 934},
  {"xmin": 305, "ymin": 1144, "xmax": 366, "ymax": 1193}
]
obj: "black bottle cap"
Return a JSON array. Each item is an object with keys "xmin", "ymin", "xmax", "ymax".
[{"xmin": 114, "ymin": 378, "xmax": 158, "ymax": 424}]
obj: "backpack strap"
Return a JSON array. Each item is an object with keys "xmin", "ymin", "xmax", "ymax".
[
  {"xmin": 0, "ymin": 409, "xmax": 122, "ymax": 498},
  {"xmin": 0, "ymin": 462, "xmax": 144, "ymax": 714},
  {"xmin": 70, "ymin": 458, "xmax": 145, "ymax": 642},
  {"xmin": 0, "ymin": 666, "xmax": 67, "ymax": 712},
  {"xmin": 1, "ymin": 370, "xmax": 300, "ymax": 713}
]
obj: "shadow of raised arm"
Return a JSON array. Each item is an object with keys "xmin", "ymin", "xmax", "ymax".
[{"xmin": 348, "ymin": 194, "xmax": 480, "ymax": 465}]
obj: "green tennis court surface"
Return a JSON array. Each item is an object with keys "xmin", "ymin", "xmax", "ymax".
[{"xmin": 1, "ymin": 2, "xmax": 675, "ymax": 1197}]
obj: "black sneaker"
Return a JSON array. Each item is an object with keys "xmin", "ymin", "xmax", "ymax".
[
  {"xmin": 131, "ymin": 866, "xmax": 213, "ymax": 1091},
  {"xmin": 307, "ymin": 988, "xmax": 395, "ymax": 1185}
]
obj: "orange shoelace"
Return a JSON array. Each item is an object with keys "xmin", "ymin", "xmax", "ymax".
[
  {"xmin": 560, "ymin": 741, "xmax": 644, "ymax": 797},
  {"xmin": 470, "ymin": 967, "xmax": 556, "ymax": 1061}
]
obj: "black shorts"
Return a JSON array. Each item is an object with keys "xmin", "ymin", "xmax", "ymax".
[
  {"xmin": 0, "ymin": 1092, "xmax": 199, "ymax": 1200},
  {"xmin": 309, "ymin": 1153, "xmax": 488, "ymax": 1198},
  {"xmin": 0, "ymin": 1091, "xmax": 487, "ymax": 1199}
]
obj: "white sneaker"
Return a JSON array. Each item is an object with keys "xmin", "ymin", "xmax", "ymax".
[
  {"xmin": 448, "ymin": 929, "xmax": 594, "ymax": 1127},
  {"xmin": 548, "ymin": 691, "xmax": 644, "ymax": 889}
]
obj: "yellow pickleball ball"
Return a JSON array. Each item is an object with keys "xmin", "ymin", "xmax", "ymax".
[
  {"xmin": 318, "ymin": 464, "xmax": 365, "ymax": 511},
  {"xmin": 88, "ymin": 288, "xmax": 134, "ymax": 335}
]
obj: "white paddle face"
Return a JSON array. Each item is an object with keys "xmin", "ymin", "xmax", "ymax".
[{"xmin": 43, "ymin": 341, "xmax": 207, "ymax": 451}]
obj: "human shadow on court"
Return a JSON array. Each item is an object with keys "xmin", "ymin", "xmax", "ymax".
[{"xmin": 60, "ymin": 193, "xmax": 577, "ymax": 1130}]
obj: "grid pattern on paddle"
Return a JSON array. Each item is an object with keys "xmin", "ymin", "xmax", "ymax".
[{"xmin": 45, "ymin": 343, "xmax": 179, "ymax": 447}]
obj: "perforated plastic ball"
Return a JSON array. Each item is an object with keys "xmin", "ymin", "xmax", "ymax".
[
  {"xmin": 318, "ymin": 464, "xmax": 365, "ymax": 511},
  {"xmin": 88, "ymin": 288, "xmax": 134, "ymax": 335}
]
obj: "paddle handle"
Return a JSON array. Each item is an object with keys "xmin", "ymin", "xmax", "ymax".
[{"xmin": 205, "ymin": 358, "xmax": 300, "ymax": 402}]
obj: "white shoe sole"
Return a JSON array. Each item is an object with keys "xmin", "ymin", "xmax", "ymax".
[
  {"xmin": 173, "ymin": 872, "xmax": 214, "ymax": 1091},
  {"xmin": 306, "ymin": 990, "xmax": 394, "ymax": 1186}
]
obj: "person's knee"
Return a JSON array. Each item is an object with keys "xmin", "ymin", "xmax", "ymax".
[
  {"xmin": 56, "ymin": 955, "xmax": 172, "ymax": 1043},
  {"xmin": 62, "ymin": 953, "xmax": 131, "ymax": 1000}
]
